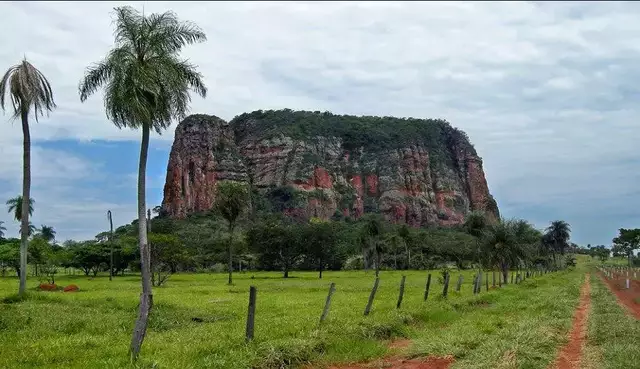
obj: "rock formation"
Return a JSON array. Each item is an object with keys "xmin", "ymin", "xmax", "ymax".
[{"xmin": 162, "ymin": 110, "xmax": 499, "ymax": 226}]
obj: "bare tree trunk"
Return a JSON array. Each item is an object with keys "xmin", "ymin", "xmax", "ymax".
[
  {"xmin": 130, "ymin": 124, "xmax": 153, "ymax": 360},
  {"xmin": 108, "ymin": 210, "xmax": 114, "ymax": 281},
  {"xmin": 228, "ymin": 223, "xmax": 234, "ymax": 285},
  {"xmin": 19, "ymin": 108, "xmax": 30, "ymax": 296}
]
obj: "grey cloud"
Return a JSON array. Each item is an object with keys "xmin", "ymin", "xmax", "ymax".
[{"xmin": 1, "ymin": 2, "xmax": 640, "ymax": 244}]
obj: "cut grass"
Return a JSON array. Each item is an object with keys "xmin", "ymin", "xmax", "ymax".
[
  {"xmin": 584, "ymin": 273, "xmax": 640, "ymax": 369},
  {"xmin": 0, "ymin": 267, "xmax": 582, "ymax": 369}
]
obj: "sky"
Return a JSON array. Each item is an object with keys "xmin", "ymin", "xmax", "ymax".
[{"xmin": 1, "ymin": 1, "xmax": 639, "ymax": 246}]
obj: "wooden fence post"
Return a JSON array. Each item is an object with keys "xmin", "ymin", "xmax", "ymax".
[
  {"xmin": 424, "ymin": 273, "xmax": 432, "ymax": 301},
  {"xmin": 245, "ymin": 286, "xmax": 257, "ymax": 342},
  {"xmin": 455, "ymin": 275, "xmax": 463, "ymax": 292},
  {"xmin": 320, "ymin": 282, "xmax": 336, "ymax": 323},
  {"xmin": 511, "ymin": 272, "xmax": 514, "ymax": 285},
  {"xmin": 364, "ymin": 277, "xmax": 380, "ymax": 316},
  {"xmin": 442, "ymin": 272, "xmax": 450, "ymax": 298},
  {"xmin": 485, "ymin": 272, "xmax": 489, "ymax": 291},
  {"xmin": 397, "ymin": 276, "xmax": 406, "ymax": 309}
]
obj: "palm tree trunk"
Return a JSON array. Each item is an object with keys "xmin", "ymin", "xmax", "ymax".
[
  {"xmin": 19, "ymin": 108, "xmax": 30, "ymax": 296},
  {"xmin": 228, "ymin": 223, "xmax": 234, "ymax": 285},
  {"xmin": 130, "ymin": 124, "xmax": 153, "ymax": 360}
]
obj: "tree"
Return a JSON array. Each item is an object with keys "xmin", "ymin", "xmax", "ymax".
[
  {"xmin": 463, "ymin": 211, "xmax": 489, "ymax": 271},
  {"xmin": 214, "ymin": 182, "xmax": 248, "ymax": 285},
  {"xmin": 38, "ymin": 225, "xmax": 56, "ymax": 243},
  {"xmin": 545, "ymin": 220, "xmax": 571, "ymax": 257},
  {"xmin": 1, "ymin": 58, "xmax": 56, "ymax": 296},
  {"xmin": 6, "ymin": 196, "xmax": 35, "ymax": 222},
  {"xmin": 612, "ymin": 228, "xmax": 640, "ymax": 267},
  {"xmin": 78, "ymin": 6, "xmax": 207, "ymax": 359},
  {"xmin": 149, "ymin": 233, "xmax": 187, "ymax": 286},
  {"xmin": 303, "ymin": 219, "xmax": 336, "ymax": 278},
  {"xmin": 481, "ymin": 218, "xmax": 538, "ymax": 283},
  {"xmin": 592, "ymin": 245, "xmax": 609, "ymax": 263},
  {"xmin": 360, "ymin": 214, "xmax": 386, "ymax": 277},
  {"xmin": 0, "ymin": 221, "xmax": 6, "ymax": 239}
]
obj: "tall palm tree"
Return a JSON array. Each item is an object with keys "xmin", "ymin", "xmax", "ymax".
[
  {"xmin": 38, "ymin": 225, "xmax": 56, "ymax": 243},
  {"xmin": 0, "ymin": 221, "xmax": 6, "ymax": 239},
  {"xmin": 545, "ymin": 220, "xmax": 571, "ymax": 268},
  {"xmin": 1, "ymin": 59, "xmax": 55, "ymax": 296},
  {"xmin": 78, "ymin": 6, "xmax": 207, "ymax": 360},
  {"xmin": 6, "ymin": 196, "xmax": 35, "ymax": 222}
]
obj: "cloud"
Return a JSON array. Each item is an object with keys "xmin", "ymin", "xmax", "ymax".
[{"xmin": 1, "ymin": 2, "xmax": 640, "ymax": 244}]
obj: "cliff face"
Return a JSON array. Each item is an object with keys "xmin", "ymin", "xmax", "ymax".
[{"xmin": 162, "ymin": 110, "xmax": 499, "ymax": 226}]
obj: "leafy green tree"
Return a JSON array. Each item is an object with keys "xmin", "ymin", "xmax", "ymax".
[
  {"xmin": 28, "ymin": 236, "xmax": 51, "ymax": 276},
  {"xmin": 247, "ymin": 217, "xmax": 302, "ymax": 278},
  {"xmin": 0, "ymin": 240, "xmax": 20, "ymax": 277},
  {"xmin": 1, "ymin": 58, "xmax": 55, "ymax": 297},
  {"xmin": 149, "ymin": 233, "xmax": 187, "ymax": 286},
  {"xmin": 303, "ymin": 219, "xmax": 337, "ymax": 278},
  {"xmin": 464, "ymin": 211, "xmax": 489, "ymax": 270},
  {"xmin": 214, "ymin": 181, "xmax": 248, "ymax": 285},
  {"xmin": 38, "ymin": 225, "xmax": 56, "ymax": 243},
  {"xmin": 612, "ymin": 228, "xmax": 640, "ymax": 267},
  {"xmin": 78, "ymin": 6, "xmax": 207, "ymax": 359}
]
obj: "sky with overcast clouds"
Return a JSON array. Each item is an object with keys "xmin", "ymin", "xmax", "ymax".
[{"xmin": 1, "ymin": 1, "xmax": 639, "ymax": 246}]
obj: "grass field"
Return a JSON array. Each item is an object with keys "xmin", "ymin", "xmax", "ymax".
[
  {"xmin": 0, "ymin": 261, "xmax": 589, "ymax": 369},
  {"xmin": 583, "ymin": 273, "xmax": 640, "ymax": 369}
]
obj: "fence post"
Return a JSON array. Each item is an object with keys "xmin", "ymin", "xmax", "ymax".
[
  {"xmin": 245, "ymin": 286, "xmax": 257, "ymax": 342},
  {"xmin": 320, "ymin": 282, "xmax": 336, "ymax": 323},
  {"xmin": 511, "ymin": 272, "xmax": 514, "ymax": 285},
  {"xmin": 364, "ymin": 277, "xmax": 380, "ymax": 316},
  {"xmin": 397, "ymin": 275, "xmax": 406, "ymax": 309},
  {"xmin": 485, "ymin": 272, "xmax": 489, "ymax": 291},
  {"xmin": 455, "ymin": 275, "xmax": 463, "ymax": 292},
  {"xmin": 472, "ymin": 274, "xmax": 478, "ymax": 294},
  {"xmin": 492, "ymin": 271, "xmax": 496, "ymax": 287},
  {"xmin": 424, "ymin": 273, "xmax": 432, "ymax": 301},
  {"xmin": 442, "ymin": 272, "xmax": 450, "ymax": 298}
]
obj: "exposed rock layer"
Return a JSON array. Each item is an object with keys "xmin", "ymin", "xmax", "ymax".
[{"xmin": 162, "ymin": 110, "xmax": 499, "ymax": 226}]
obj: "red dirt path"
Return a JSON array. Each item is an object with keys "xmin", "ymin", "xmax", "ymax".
[
  {"xmin": 548, "ymin": 274, "xmax": 591, "ymax": 369},
  {"xmin": 323, "ymin": 338, "xmax": 454, "ymax": 369},
  {"xmin": 597, "ymin": 272, "xmax": 640, "ymax": 319},
  {"xmin": 326, "ymin": 355, "xmax": 455, "ymax": 369}
]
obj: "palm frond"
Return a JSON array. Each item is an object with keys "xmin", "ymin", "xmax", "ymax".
[{"xmin": 1, "ymin": 59, "xmax": 56, "ymax": 121}]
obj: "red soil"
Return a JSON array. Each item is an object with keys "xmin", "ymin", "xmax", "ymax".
[
  {"xmin": 63, "ymin": 284, "xmax": 79, "ymax": 292},
  {"xmin": 325, "ymin": 338, "xmax": 453, "ymax": 369},
  {"xmin": 549, "ymin": 274, "xmax": 591, "ymax": 369},
  {"xmin": 327, "ymin": 355, "xmax": 455, "ymax": 369},
  {"xmin": 597, "ymin": 272, "xmax": 640, "ymax": 319},
  {"xmin": 38, "ymin": 283, "xmax": 57, "ymax": 291}
]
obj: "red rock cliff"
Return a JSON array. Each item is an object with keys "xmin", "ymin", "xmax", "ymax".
[{"xmin": 162, "ymin": 111, "xmax": 499, "ymax": 225}]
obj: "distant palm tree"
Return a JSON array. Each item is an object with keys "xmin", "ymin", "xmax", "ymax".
[
  {"xmin": 38, "ymin": 225, "xmax": 56, "ymax": 243},
  {"xmin": 1, "ymin": 59, "xmax": 55, "ymax": 296},
  {"xmin": 545, "ymin": 220, "xmax": 571, "ymax": 267},
  {"xmin": 78, "ymin": 6, "xmax": 207, "ymax": 360},
  {"xmin": 6, "ymin": 196, "xmax": 35, "ymax": 221},
  {"xmin": 0, "ymin": 221, "xmax": 6, "ymax": 239}
]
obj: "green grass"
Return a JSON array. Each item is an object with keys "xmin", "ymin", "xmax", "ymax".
[
  {"xmin": 584, "ymin": 273, "xmax": 640, "ymax": 369},
  {"xmin": 0, "ymin": 266, "xmax": 584, "ymax": 369}
]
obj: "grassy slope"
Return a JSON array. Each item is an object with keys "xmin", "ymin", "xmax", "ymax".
[
  {"xmin": 584, "ymin": 273, "xmax": 640, "ymax": 369},
  {"xmin": 0, "ymin": 264, "xmax": 585, "ymax": 369}
]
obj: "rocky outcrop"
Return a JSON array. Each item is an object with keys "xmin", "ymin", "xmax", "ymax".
[{"xmin": 161, "ymin": 110, "xmax": 499, "ymax": 226}]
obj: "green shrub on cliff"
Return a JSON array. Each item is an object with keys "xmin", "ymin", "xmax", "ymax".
[{"xmin": 230, "ymin": 109, "xmax": 476, "ymax": 168}]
